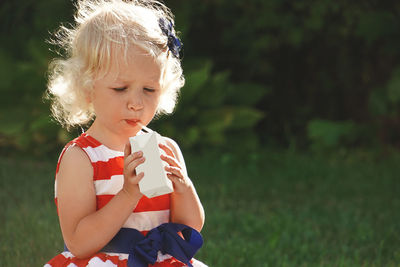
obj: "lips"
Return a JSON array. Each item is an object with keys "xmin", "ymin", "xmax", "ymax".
[{"xmin": 125, "ymin": 119, "xmax": 140, "ymax": 126}]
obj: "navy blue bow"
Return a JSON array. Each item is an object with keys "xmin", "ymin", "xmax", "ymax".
[
  {"xmin": 64, "ymin": 223, "xmax": 202, "ymax": 266},
  {"xmin": 104, "ymin": 223, "xmax": 203, "ymax": 267},
  {"xmin": 159, "ymin": 18, "xmax": 183, "ymax": 59}
]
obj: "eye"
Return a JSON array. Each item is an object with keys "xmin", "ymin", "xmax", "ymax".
[
  {"xmin": 112, "ymin": 86, "xmax": 127, "ymax": 91},
  {"xmin": 144, "ymin": 87, "xmax": 156, "ymax": 92}
]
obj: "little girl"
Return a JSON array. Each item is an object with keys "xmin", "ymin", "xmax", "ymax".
[{"xmin": 44, "ymin": 0, "xmax": 205, "ymax": 266}]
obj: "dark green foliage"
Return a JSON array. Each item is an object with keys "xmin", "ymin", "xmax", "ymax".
[
  {"xmin": 307, "ymin": 119, "xmax": 358, "ymax": 152},
  {"xmin": 0, "ymin": 0, "xmax": 74, "ymax": 154},
  {"xmin": 151, "ymin": 59, "xmax": 266, "ymax": 151},
  {"xmin": 170, "ymin": 0, "xmax": 400, "ymax": 150},
  {"xmin": 2, "ymin": 0, "xmax": 400, "ymax": 154},
  {"xmin": 0, "ymin": 0, "xmax": 267, "ymax": 154}
]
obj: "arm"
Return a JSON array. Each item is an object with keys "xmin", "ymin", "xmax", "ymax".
[
  {"xmin": 56, "ymin": 142, "xmax": 144, "ymax": 258},
  {"xmin": 159, "ymin": 138, "xmax": 205, "ymax": 232}
]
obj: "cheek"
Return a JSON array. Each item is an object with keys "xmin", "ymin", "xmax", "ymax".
[{"xmin": 146, "ymin": 93, "xmax": 161, "ymax": 108}]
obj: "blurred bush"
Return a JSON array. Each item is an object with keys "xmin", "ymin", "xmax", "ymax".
[
  {"xmin": 1, "ymin": 0, "xmax": 400, "ymax": 155},
  {"xmin": 0, "ymin": 0, "xmax": 74, "ymax": 155},
  {"xmin": 307, "ymin": 119, "xmax": 358, "ymax": 152},
  {"xmin": 0, "ymin": 0, "xmax": 266, "ymax": 155},
  {"xmin": 151, "ymin": 59, "xmax": 266, "ymax": 152},
  {"xmin": 170, "ymin": 0, "xmax": 400, "ymax": 150}
]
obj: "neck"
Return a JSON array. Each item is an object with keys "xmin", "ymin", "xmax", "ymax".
[{"xmin": 86, "ymin": 120, "xmax": 140, "ymax": 151}]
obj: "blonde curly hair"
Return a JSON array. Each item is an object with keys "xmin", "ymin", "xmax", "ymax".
[{"xmin": 47, "ymin": 0, "xmax": 184, "ymax": 128}]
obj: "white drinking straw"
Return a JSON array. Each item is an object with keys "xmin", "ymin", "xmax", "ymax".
[{"xmin": 137, "ymin": 122, "xmax": 153, "ymax": 133}]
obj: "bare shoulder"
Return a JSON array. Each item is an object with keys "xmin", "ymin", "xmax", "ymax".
[
  {"xmin": 56, "ymin": 144, "xmax": 94, "ymax": 198},
  {"xmin": 56, "ymin": 144, "xmax": 97, "ymax": 248},
  {"xmin": 57, "ymin": 145, "xmax": 93, "ymax": 179}
]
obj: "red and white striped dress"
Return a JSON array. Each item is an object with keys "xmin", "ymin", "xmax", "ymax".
[{"xmin": 45, "ymin": 133, "xmax": 205, "ymax": 267}]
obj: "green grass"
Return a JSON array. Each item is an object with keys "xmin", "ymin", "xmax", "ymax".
[
  {"xmin": 0, "ymin": 157, "xmax": 61, "ymax": 266},
  {"xmin": 1, "ymin": 150, "xmax": 400, "ymax": 266}
]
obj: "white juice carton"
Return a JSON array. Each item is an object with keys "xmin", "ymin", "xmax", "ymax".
[{"xmin": 129, "ymin": 129, "xmax": 173, "ymax": 198}]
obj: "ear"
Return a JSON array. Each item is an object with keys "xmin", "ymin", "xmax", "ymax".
[
  {"xmin": 84, "ymin": 86, "xmax": 94, "ymax": 104},
  {"xmin": 86, "ymin": 93, "xmax": 92, "ymax": 104}
]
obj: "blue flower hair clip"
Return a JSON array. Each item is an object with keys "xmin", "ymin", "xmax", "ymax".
[{"xmin": 158, "ymin": 18, "xmax": 183, "ymax": 59}]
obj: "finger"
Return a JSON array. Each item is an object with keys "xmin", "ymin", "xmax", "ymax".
[
  {"xmin": 129, "ymin": 172, "xmax": 144, "ymax": 183},
  {"xmin": 159, "ymin": 143, "xmax": 175, "ymax": 158},
  {"xmin": 165, "ymin": 165, "xmax": 183, "ymax": 178},
  {"xmin": 166, "ymin": 173, "xmax": 179, "ymax": 183},
  {"xmin": 166, "ymin": 173, "xmax": 185, "ymax": 186},
  {"xmin": 124, "ymin": 151, "xmax": 143, "ymax": 168},
  {"xmin": 126, "ymin": 156, "xmax": 145, "ymax": 174},
  {"xmin": 124, "ymin": 140, "xmax": 131, "ymax": 158},
  {"xmin": 131, "ymin": 156, "xmax": 145, "ymax": 169},
  {"xmin": 160, "ymin": 154, "xmax": 180, "ymax": 168}
]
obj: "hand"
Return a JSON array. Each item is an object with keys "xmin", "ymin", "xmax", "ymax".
[
  {"xmin": 159, "ymin": 143, "xmax": 193, "ymax": 194},
  {"xmin": 122, "ymin": 141, "xmax": 144, "ymax": 199}
]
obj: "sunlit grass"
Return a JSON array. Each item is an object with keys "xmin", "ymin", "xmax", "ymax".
[{"xmin": 1, "ymin": 150, "xmax": 399, "ymax": 266}]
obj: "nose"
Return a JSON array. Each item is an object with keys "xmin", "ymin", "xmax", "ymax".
[{"xmin": 127, "ymin": 91, "xmax": 143, "ymax": 111}]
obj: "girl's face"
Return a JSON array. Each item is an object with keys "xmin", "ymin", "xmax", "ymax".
[{"xmin": 89, "ymin": 46, "xmax": 163, "ymax": 147}]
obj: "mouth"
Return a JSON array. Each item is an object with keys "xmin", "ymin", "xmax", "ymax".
[{"xmin": 125, "ymin": 119, "xmax": 140, "ymax": 126}]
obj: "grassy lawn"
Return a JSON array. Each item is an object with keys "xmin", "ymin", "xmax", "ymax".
[{"xmin": 1, "ymin": 149, "xmax": 400, "ymax": 266}]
